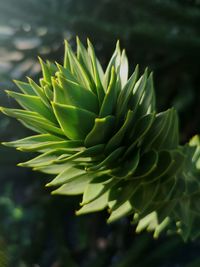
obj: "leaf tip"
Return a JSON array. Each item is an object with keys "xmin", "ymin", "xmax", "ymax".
[
  {"xmin": 75, "ymin": 210, "xmax": 80, "ymax": 216},
  {"xmin": 37, "ymin": 56, "xmax": 43, "ymax": 63},
  {"xmin": 116, "ymin": 39, "xmax": 120, "ymax": 51},
  {"xmin": 17, "ymin": 163, "xmax": 25, "ymax": 167}
]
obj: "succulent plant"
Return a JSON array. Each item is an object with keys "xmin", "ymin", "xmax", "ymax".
[{"xmin": 1, "ymin": 38, "xmax": 200, "ymax": 241}]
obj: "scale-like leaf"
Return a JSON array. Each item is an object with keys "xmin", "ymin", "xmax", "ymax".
[
  {"xmin": 0, "ymin": 107, "xmax": 64, "ymax": 136},
  {"xmin": 88, "ymin": 146, "xmax": 125, "ymax": 171},
  {"xmin": 141, "ymin": 109, "xmax": 171, "ymax": 152},
  {"xmin": 103, "ymin": 41, "xmax": 121, "ymax": 90},
  {"xmin": 99, "ymin": 67, "xmax": 117, "ymax": 117},
  {"xmin": 124, "ymin": 113, "xmax": 155, "ymax": 157},
  {"xmin": 18, "ymin": 149, "xmax": 66, "ymax": 168},
  {"xmin": 64, "ymin": 40, "xmax": 91, "ymax": 90},
  {"xmin": 82, "ymin": 177, "xmax": 117, "ymax": 205},
  {"xmin": 46, "ymin": 166, "xmax": 86, "ymax": 187},
  {"xmin": 58, "ymin": 76, "xmax": 99, "ymax": 113},
  {"xmin": 107, "ymin": 201, "xmax": 133, "ymax": 223},
  {"xmin": 116, "ymin": 65, "xmax": 139, "ymax": 121},
  {"xmin": 2, "ymin": 134, "xmax": 70, "ymax": 152},
  {"xmin": 28, "ymin": 78, "xmax": 50, "ymax": 107},
  {"xmin": 87, "ymin": 39, "xmax": 105, "ymax": 104},
  {"xmin": 14, "ymin": 80, "xmax": 36, "ymax": 95},
  {"xmin": 133, "ymin": 150, "xmax": 158, "ymax": 179},
  {"xmin": 38, "ymin": 57, "xmax": 52, "ymax": 85},
  {"xmin": 6, "ymin": 90, "xmax": 54, "ymax": 122},
  {"xmin": 112, "ymin": 149, "xmax": 140, "ymax": 177},
  {"xmin": 54, "ymin": 144, "xmax": 105, "ymax": 164},
  {"xmin": 52, "ymin": 102, "xmax": 96, "ymax": 140},
  {"xmin": 119, "ymin": 49, "xmax": 128, "ymax": 88},
  {"xmin": 52, "ymin": 173, "xmax": 95, "ymax": 195},
  {"xmin": 76, "ymin": 192, "xmax": 109, "ymax": 215},
  {"xmin": 105, "ymin": 110, "xmax": 134, "ymax": 154},
  {"xmin": 84, "ymin": 115, "xmax": 115, "ymax": 147},
  {"xmin": 140, "ymin": 150, "xmax": 172, "ymax": 184}
]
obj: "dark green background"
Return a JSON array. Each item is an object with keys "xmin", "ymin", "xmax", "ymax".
[{"xmin": 0, "ymin": 0, "xmax": 200, "ymax": 266}]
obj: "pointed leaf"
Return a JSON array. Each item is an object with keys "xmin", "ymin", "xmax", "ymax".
[
  {"xmin": 84, "ymin": 115, "xmax": 115, "ymax": 147},
  {"xmin": 107, "ymin": 201, "xmax": 133, "ymax": 223},
  {"xmin": 142, "ymin": 150, "xmax": 173, "ymax": 184},
  {"xmin": 6, "ymin": 90, "xmax": 55, "ymax": 122},
  {"xmin": 2, "ymin": 134, "xmax": 68, "ymax": 151},
  {"xmin": 88, "ymin": 146, "xmax": 125, "ymax": 171},
  {"xmin": 108, "ymin": 180, "xmax": 140, "ymax": 210},
  {"xmin": 112, "ymin": 149, "xmax": 140, "ymax": 177},
  {"xmin": 135, "ymin": 73, "xmax": 156, "ymax": 117},
  {"xmin": 52, "ymin": 173, "xmax": 95, "ymax": 195},
  {"xmin": 38, "ymin": 57, "xmax": 52, "ymax": 85},
  {"xmin": 28, "ymin": 78, "xmax": 50, "ymax": 107},
  {"xmin": 0, "ymin": 107, "xmax": 64, "ymax": 136},
  {"xmin": 124, "ymin": 113, "xmax": 155, "ymax": 158},
  {"xmin": 116, "ymin": 65, "xmax": 139, "ymax": 120},
  {"xmin": 103, "ymin": 41, "xmax": 121, "ymax": 90},
  {"xmin": 133, "ymin": 150, "xmax": 158, "ymax": 179},
  {"xmin": 55, "ymin": 144, "xmax": 105, "ymax": 163},
  {"xmin": 105, "ymin": 110, "xmax": 134, "ymax": 154},
  {"xmin": 76, "ymin": 192, "xmax": 108, "ymax": 215},
  {"xmin": 87, "ymin": 39, "xmax": 105, "ymax": 103},
  {"xmin": 14, "ymin": 80, "xmax": 36, "ymax": 95},
  {"xmin": 107, "ymin": 201, "xmax": 134, "ymax": 223},
  {"xmin": 58, "ymin": 76, "xmax": 99, "ymax": 113},
  {"xmin": 52, "ymin": 102, "xmax": 96, "ymax": 140},
  {"xmin": 82, "ymin": 177, "xmax": 117, "ymax": 205},
  {"xmin": 120, "ymin": 49, "xmax": 128, "ymax": 88},
  {"xmin": 19, "ymin": 149, "xmax": 66, "ymax": 168},
  {"xmin": 52, "ymin": 78, "xmax": 65, "ymax": 104},
  {"xmin": 46, "ymin": 166, "xmax": 86, "ymax": 187},
  {"xmin": 76, "ymin": 37, "xmax": 96, "ymax": 90},
  {"xmin": 64, "ymin": 40, "xmax": 91, "ymax": 89},
  {"xmin": 99, "ymin": 67, "xmax": 117, "ymax": 117},
  {"xmin": 56, "ymin": 63, "xmax": 78, "ymax": 83},
  {"xmin": 141, "ymin": 109, "xmax": 171, "ymax": 152}
]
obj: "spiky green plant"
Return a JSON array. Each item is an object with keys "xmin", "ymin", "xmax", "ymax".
[{"xmin": 1, "ymin": 38, "xmax": 200, "ymax": 241}]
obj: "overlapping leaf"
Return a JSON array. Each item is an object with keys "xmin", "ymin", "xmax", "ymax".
[{"xmin": 1, "ymin": 39, "xmax": 200, "ymax": 241}]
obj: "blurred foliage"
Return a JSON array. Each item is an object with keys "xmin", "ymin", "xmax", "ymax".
[{"xmin": 0, "ymin": 0, "xmax": 200, "ymax": 266}]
